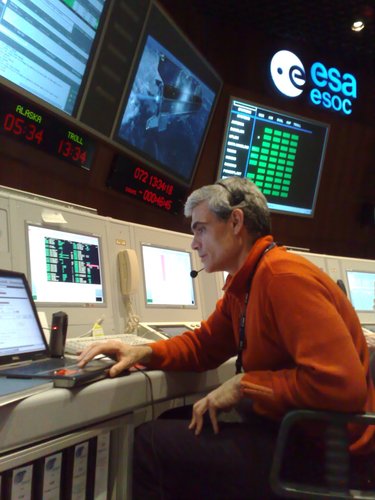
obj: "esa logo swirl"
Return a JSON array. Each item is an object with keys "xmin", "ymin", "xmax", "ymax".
[{"xmin": 270, "ymin": 50, "xmax": 357, "ymax": 115}]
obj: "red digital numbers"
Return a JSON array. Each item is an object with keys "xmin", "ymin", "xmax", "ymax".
[
  {"xmin": 134, "ymin": 166, "xmax": 149, "ymax": 183},
  {"xmin": 134, "ymin": 167, "xmax": 174, "ymax": 194},
  {"xmin": 133, "ymin": 167, "xmax": 174, "ymax": 211},
  {"xmin": 3, "ymin": 113, "xmax": 44, "ymax": 144},
  {"xmin": 143, "ymin": 190, "xmax": 172, "ymax": 211},
  {"xmin": 0, "ymin": 87, "xmax": 94, "ymax": 171},
  {"xmin": 57, "ymin": 140, "xmax": 88, "ymax": 165}
]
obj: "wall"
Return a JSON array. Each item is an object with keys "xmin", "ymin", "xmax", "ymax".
[{"xmin": 0, "ymin": 2, "xmax": 373, "ymax": 259}]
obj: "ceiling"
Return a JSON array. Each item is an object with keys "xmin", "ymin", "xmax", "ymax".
[{"xmin": 187, "ymin": 0, "xmax": 375, "ymax": 70}]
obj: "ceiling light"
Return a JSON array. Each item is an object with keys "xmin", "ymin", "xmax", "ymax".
[{"xmin": 351, "ymin": 20, "xmax": 365, "ymax": 32}]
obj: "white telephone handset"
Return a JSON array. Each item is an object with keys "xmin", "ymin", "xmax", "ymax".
[{"xmin": 118, "ymin": 249, "xmax": 140, "ymax": 295}]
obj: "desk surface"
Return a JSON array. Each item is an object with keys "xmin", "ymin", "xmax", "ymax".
[{"xmin": 0, "ymin": 359, "xmax": 235, "ymax": 454}]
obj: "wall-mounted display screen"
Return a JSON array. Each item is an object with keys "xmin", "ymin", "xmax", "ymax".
[
  {"xmin": 0, "ymin": 0, "xmax": 107, "ymax": 116},
  {"xmin": 114, "ymin": 4, "xmax": 222, "ymax": 187},
  {"xmin": 27, "ymin": 224, "xmax": 105, "ymax": 305},
  {"xmin": 217, "ymin": 97, "xmax": 329, "ymax": 216},
  {"xmin": 141, "ymin": 243, "xmax": 196, "ymax": 308}
]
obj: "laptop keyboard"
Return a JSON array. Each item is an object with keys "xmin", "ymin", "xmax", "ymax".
[{"xmin": 0, "ymin": 356, "xmax": 78, "ymax": 376}]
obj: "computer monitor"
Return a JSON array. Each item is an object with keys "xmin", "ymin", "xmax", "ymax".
[
  {"xmin": 339, "ymin": 258, "xmax": 375, "ymax": 326},
  {"xmin": 0, "ymin": 0, "xmax": 108, "ymax": 116},
  {"xmin": 217, "ymin": 97, "xmax": 329, "ymax": 216},
  {"xmin": 27, "ymin": 224, "xmax": 104, "ymax": 305},
  {"xmin": 346, "ymin": 271, "xmax": 375, "ymax": 312},
  {"xmin": 141, "ymin": 243, "xmax": 196, "ymax": 308},
  {"xmin": 129, "ymin": 224, "xmax": 209, "ymax": 323},
  {"xmin": 113, "ymin": 3, "xmax": 222, "ymax": 187},
  {"xmin": 1, "ymin": 190, "xmax": 118, "ymax": 338}
]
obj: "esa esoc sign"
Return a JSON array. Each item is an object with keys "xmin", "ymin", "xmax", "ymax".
[{"xmin": 270, "ymin": 50, "xmax": 357, "ymax": 115}]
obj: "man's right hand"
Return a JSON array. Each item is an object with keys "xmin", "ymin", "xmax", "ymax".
[{"xmin": 77, "ymin": 340, "xmax": 153, "ymax": 377}]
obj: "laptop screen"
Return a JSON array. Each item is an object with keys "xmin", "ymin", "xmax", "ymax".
[{"xmin": 0, "ymin": 272, "xmax": 47, "ymax": 362}]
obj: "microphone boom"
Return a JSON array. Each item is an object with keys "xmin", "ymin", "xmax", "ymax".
[{"xmin": 190, "ymin": 268, "xmax": 204, "ymax": 278}]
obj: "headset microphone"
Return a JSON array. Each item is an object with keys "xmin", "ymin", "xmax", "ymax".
[{"xmin": 190, "ymin": 268, "xmax": 204, "ymax": 278}]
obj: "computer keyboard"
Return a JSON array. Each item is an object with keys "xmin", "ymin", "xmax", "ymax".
[{"xmin": 65, "ymin": 334, "xmax": 154, "ymax": 355}]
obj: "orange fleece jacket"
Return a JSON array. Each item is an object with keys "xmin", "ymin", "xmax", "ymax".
[{"xmin": 146, "ymin": 235, "xmax": 375, "ymax": 453}]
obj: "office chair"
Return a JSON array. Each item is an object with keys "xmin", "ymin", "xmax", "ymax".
[{"xmin": 270, "ymin": 353, "xmax": 375, "ymax": 499}]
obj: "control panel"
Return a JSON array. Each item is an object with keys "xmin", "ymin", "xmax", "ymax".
[{"xmin": 137, "ymin": 322, "xmax": 201, "ymax": 341}]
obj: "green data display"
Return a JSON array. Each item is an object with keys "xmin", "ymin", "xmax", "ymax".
[
  {"xmin": 218, "ymin": 99, "xmax": 329, "ymax": 216},
  {"xmin": 248, "ymin": 128, "xmax": 299, "ymax": 198}
]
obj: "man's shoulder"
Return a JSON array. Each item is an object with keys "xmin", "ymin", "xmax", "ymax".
[{"xmin": 259, "ymin": 248, "xmax": 327, "ymax": 285}]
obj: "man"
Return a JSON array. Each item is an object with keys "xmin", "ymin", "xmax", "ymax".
[{"xmin": 78, "ymin": 178, "xmax": 375, "ymax": 499}]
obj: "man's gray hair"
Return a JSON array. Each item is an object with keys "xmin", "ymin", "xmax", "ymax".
[{"xmin": 184, "ymin": 178, "xmax": 271, "ymax": 237}]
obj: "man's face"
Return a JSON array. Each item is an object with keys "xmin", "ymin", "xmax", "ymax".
[{"xmin": 190, "ymin": 200, "xmax": 240, "ymax": 273}]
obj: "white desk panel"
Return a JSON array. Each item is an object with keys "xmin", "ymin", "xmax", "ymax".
[{"xmin": 0, "ymin": 359, "xmax": 235, "ymax": 454}]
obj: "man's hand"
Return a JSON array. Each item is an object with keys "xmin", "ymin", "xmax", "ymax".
[
  {"xmin": 189, "ymin": 374, "xmax": 243, "ymax": 435},
  {"xmin": 77, "ymin": 340, "xmax": 153, "ymax": 377}
]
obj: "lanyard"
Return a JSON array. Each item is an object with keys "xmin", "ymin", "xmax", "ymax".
[{"xmin": 235, "ymin": 242, "xmax": 276, "ymax": 375}]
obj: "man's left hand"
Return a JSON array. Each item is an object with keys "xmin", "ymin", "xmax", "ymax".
[{"xmin": 189, "ymin": 374, "xmax": 243, "ymax": 435}]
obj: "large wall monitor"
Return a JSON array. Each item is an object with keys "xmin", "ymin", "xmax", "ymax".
[
  {"xmin": 27, "ymin": 224, "xmax": 104, "ymax": 305},
  {"xmin": 0, "ymin": 0, "xmax": 108, "ymax": 116},
  {"xmin": 113, "ymin": 3, "xmax": 222, "ymax": 187},
  {"xmin": 340, "ymin": 258, "xmax": 375, "ymax": 327},
  {"xmin": 217, "ymin": 97, "xmax": 329, "ymax": 216},
  {"xmin": 0, "ymin": 1, "xmax": 222, "ymax": 186}
]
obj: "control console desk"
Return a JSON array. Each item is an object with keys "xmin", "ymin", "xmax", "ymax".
[{"xmin": 0, "ymin": 359, "xmax": 235, "ymax": 498}]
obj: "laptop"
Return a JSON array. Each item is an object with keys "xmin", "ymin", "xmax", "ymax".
[{"xmin": 0, "ymin": 269, "xmax": 114, "ymax": 387}]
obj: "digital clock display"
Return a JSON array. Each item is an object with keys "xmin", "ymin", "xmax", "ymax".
[
  {"xmin": 0, "ymin": 87, "xmax": 96, "ymax": 170},
  {"xmin": 107, "ymin": 154, "xmax": 187, "ymax": 214}
]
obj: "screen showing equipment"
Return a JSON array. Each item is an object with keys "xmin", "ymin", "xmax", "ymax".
[
  {"xmin": 141, "ymin": 243, "xmax": 196, "ymax": 308},
  {"xmin": 217, "ymin": 97, "xmax": 329, "ymax": 216},
  {"xmin": 346, "ymin": 271, "xmax": 375, "ymax": 312},
  {"xmin": 114, "ymin": 4, "xmax": 222, "ymax": 187},
  {"xmin": 0, "ymin": 0, "xmax": 107, "ymax": 115},
  {"xmin": 27, "ymin": 224, "xmax": 104, "ymax": 305}
]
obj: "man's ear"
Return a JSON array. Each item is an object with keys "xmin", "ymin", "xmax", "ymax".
[{"xmin": 230, "ymin": 208, "xmax": 245, "ymax": 234}]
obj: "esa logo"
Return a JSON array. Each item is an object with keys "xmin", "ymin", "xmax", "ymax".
[{"xmin": 270, "ymin": 50, "xmax": 357, "ymax": 115}]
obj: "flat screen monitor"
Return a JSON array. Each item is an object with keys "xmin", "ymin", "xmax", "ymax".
[
  {"xmin": 0, "ymin": 0, "xmax": 108, "ymax": 115},
  {"xmin": 27, "ymin": 224, "xmax": 105, "ymax": 305},
  {"xmin": 339, "ymin": 258, "xmax": 375, "ymax": 327},
  {"xmin": 114, "ymin": 4, "xmax": 222, "ymax": 187},
  {"xmin": 141, "ymin": 243, "xmax": 196, "ymax": 308},
  {"xmin": 217, "ymin": 97, "xmax": 329, "ymax": 216},
  {"xmin": 346, "ymin": 271, "xmax": 375, "ymax": 313}
]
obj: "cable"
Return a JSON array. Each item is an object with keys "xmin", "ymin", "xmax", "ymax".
[
  {"xmin": 123, "ymin": 295, "xmax": 140, "ymax": 333},
  {"xmin": 134, "ymin": 367, "xmax": 165, "ymax": 500},
  {"xmin": 135, "ymin": 367, "xmax": 155, "ymax": 421},
  {"xmin": 76, "ymin": 316, "xmax": 105, "ymax": 338}
]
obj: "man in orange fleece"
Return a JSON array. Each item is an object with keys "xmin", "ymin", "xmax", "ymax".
[{"xmin": 79, "ymin": 178, "xmax": 375, "ymax": 499}]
